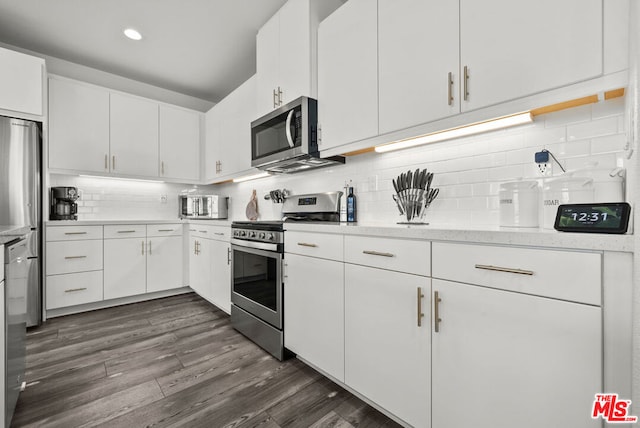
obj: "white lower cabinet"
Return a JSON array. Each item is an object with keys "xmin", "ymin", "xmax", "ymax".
[
  {"xmin": 189, "ymin": 225, "xmax": 231, "ymax": 313},
  {"xmin": 104, "ymin": 237, "xmax": 147, "ymax": 300},
  {"xmin": 147, "ymin": 235, "xmax": 183, "ymax": 293},
  {"xmin": 344, "ymin": 264, "xmax": 430, "ymax": 428},
  {"xmin": 189, "ymin": 236, "xmax": 211, "ymax": 301},
  {"xmin": 46, "ymin": 271, "xmax": 103, "ymax": 309},
  {"xmin": 284, "ymin": 253, "xmax": 344, "ymax": 382},
  {"xmin": 431, "ymin": 279, "xmax": 601, "ymax": 428},
  {"xmin": 209, "ymin": 238, "xmax": 231, "ymax": 313}
]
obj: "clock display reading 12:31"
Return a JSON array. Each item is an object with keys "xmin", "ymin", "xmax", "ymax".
[{"xmin": 554, "ymin": 202, "xmax": 631, "ymax": 234}]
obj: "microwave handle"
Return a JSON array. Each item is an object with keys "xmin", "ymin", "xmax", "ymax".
[{"xmin": 285, "ymin": 109, "xmax": 295, "ymax": 148}]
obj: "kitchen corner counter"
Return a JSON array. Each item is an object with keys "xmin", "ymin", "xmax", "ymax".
[
  {"xmin": 283, "ymin": 222, "xmax": 634, "ymax": 253},
  {"xmin": 0, "ymin": 225, "xmax": 31, "ymax": 245}
]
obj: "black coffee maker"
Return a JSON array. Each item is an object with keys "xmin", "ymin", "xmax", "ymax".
[{"xmin": 50, "ymin": 187, "xmax": 79, "ymax": 220}]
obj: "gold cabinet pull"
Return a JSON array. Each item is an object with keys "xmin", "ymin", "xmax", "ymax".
[
  {"xmin": 199, "ymin": 230, "xmax": 208, "ymax": 233},
  {"xmin": 277, "ymin": 86, "xmax": 283, "ymax": 106},
  {"xmin": 158, "ymin": 229, "xmax": 174, "ymax": 232},
  {"xmin": 112, "ymin": 155, "xmax": 116, "ymax": 170},
  {"xmin": 447, "ymin": 72, "xmax": 454, "ymax": 106},
  {"xmin": 65, "ymin": 287, "xmax": 87, "ymax": 293},
  {"xmin": 474, "ymin": 264, "xmax": 534, "ymax": 276},
  {"xmin": 193, "ymin": 239, "xmax": 198, "ymax": 255},
  {"xmin": 161, "ymin": 161, "xmax": 165, "ymax": 175},
  {"xmin": 64, "ymin": 232, "xmax": 87, "ymax": 235},
  {"xmin": 104, "ymin": 154, "xmax": 108, "ymax": 170},
  {"xmin": 362, "ymin": 250, "xmax": 395, "ymax": 258},
  {"xmin": 141, "ymin": 240, "xmax": 145, "ymax": 255},
  {"xmin": 117, "ymin": 230, "xmax": 137, "ymax": 234},
  {"xmin": 463, "ymin": 65, "xmax": 470, "ymax": 101},
  {"xmin": 417, "ymin": 287, "xmax": 425, "ymax": 327},
  {"xmin": 148, "ymin": 240, "xmax": 152, "ymax": 255},
  {"xmin": 297, "ymin": 242, "xmax": 317, "ymax": 248},
  {"xmin": 214, "ymin": 232, "xmax": 224, "ymax": 236},
  {"xmin": 64, "ymin": 255, "xmax": 86, "ymax": 260},
  {"xmin": 434, "ymin": 291, "xmax": 442, "ymax": 333},
  {"xmin": 273, "ymin": 88, "xmax": 278, "ymax": 109}
]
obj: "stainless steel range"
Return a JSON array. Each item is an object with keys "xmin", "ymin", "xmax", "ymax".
[{"xmin": 230, "ymin": 192, "xmax": 342, "ymax": 360}]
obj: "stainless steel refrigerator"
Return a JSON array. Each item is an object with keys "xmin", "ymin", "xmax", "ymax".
[{"xmin": 0, "ymin": 115, "xmax": 41, "ymax": 327}]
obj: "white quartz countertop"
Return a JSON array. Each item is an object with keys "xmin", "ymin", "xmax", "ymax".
[
  {"xmin": 0, "ymin": 225, "xmax": 31, "ymax": 245},
  {"xmin": 283, "ymin": 221, "xmax": 634, "ymax": 253}
]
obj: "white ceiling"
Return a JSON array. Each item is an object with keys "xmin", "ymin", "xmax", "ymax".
[{"xmin": 0, "ymin": 0, "xmax": 287, "ymax": 104}]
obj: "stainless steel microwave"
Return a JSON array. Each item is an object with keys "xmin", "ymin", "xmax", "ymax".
[
  {"xmin": 250, "ymin": 96, "xmax": 344, "ymax": 173},
  {"xmin": 179, "ymin": 195, "xmax": 228, "ymax": 219}
]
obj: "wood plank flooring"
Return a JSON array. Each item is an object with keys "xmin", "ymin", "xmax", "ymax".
[{"xmin": 12, "ymin": 293, "xmax": 401, "ymax": 428}]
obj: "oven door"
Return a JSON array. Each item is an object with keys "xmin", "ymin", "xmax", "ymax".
[{"xmin": 230, "ymin": 243, "xmax": 283, "ymax": 329}]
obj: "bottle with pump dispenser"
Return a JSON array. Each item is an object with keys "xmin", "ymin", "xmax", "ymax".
[{"xmin": 346, "ymin": 187, "xmax": 357, "ymax": 222}]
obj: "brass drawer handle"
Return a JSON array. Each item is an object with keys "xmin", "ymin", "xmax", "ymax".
[
  {"xmin": 214, "ymin": 232, "xmax": 224, "ymax": 236},
  {"xmin": 65, "ymin": 287, "xmax": 87, "ymax": 293},
  {"xmin": 417, "ymin": 287, "xmax": 425, "ymax": 327},
  {"xmin": 64, "ymin": 232, "xmax": 87, "ymax": 235},
  {"xmin": 64, "ymin": 255, "xmax": 87, "ymax": 260},
  {"xmin": 117, "ymin": 230, "xmax": 137, "ymax": 233},
  {"xmin": 434, "ymin": 291, "xmax": 442, "ymax": 333},
  {"xmin": 199, "ymin": 230, "xmax": 208, "ymax": 233},
  {"xmin": 297, "ymin": 242, "xmax": 317, "ymax": 248},
  {"xmin": 474, "ymin": 264, "xmax": 534, "ymax": 276},
  {"xmin": 158, "ymin": 229, "xmax": 174, "ymax": 232},
  {"xmin": 362, "ymin": 250, "xmax": 395, "ymax": 258},
  {"xmin": 463, "ymin": 65, "xmax": 470, "ymax": 101},
  {"xmin": 447, "ymin": 71, "xmax": 454, "ymax": 106}
]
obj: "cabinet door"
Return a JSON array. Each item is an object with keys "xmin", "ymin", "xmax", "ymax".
[
  {"xmin": 219, "ymin": 75, "xmax": 257, "ymax": 178},
  {"xmin": 277, "ymin": 0, "xmax": 312, "ymax": 106},
  {"xmin": 378, "ymin": 0, "xmax": 459, "ymax": 134},
  {"xmin": 344, "ymin": 264, "xmax": 430, "ymax": 428},
  {"xmin": 104, "ymin": 238, "xmax": 146, "ymax": 300},
  {"xmin": 0, "ymin": 47, "xmax": 43, "ymax": 116},
  {"xmin": 460, "ymin": 0, "xmax": 602, "ymax": 111},
  {"xmin": 204, "ymin": 103, "xmax": 223, "ymax": 181},
  {"xmin": 159, "ymin": 105, "xmax": 200, "ymax": 181},
  {"xmin": 110, "ymin": 93, "xmax": 159, "ymax": 177},
  {"xmin": 147, "ymin": 235, "xmax": 183, "ymax": 293},
  {"xmin": 431, "ymin": 279, "xmax": 601, "ymax": 428},
  {"xmin": 189, "ymin": 237, "xmax": 212, "ymax": 301},
  {"xmin": 48, "ymin": 78, "xmax": 110, "ymax": 173},
  {"xmin": 318, "ymin": 0, "xmax": 378, "ymax": 151},
  {"xmin": 285, "ymin": 253, "xmax": 344, "ymax": 382},
  {"xmin": 210, "ymin": 239, "xmax": 231, "ymax": 313},
  {"xmin": 256, "ymin": 11, "xmax": 280, "ymax": 116}
]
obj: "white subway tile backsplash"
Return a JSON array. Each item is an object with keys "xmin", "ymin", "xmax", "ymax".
[
  {"xmin": 50, "ymin": 98, "xmax": 627, "ymax": 228},
  {"xmin": 567, "ymin": 116, "xmax": 619, "ymax": 140}
]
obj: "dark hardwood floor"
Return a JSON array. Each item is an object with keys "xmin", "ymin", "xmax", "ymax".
[{"xmin": 12, "ymin": 293, "xmax": 401, "ymax": 428}]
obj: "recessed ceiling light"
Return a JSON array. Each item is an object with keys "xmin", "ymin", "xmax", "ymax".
[{"xmin": 123, "ymin": 28, "xmax": 142, "ymax": 41}]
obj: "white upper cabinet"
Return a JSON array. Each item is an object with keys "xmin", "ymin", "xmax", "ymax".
[
  {"xmin": 256, "ymin": 0, "xmax": 344, "ymax": 117},
  {"xmin": 378, "ymin": 0, "xmax": 460, "ymax": 134},
  {"xmin": 317, "ymin": 0, "xmax": 378, "ymax": 151},
  {"xmin": 205, "ymin": 75, "xmax": 257, "ymax": 182},
  {"xmin": 159, "ymin": 105, "xmax": 200, "ymax": 181},
  {"xmin": 459, "ymin": 0, "xmax": 602, "ymax": 111},
  {"xmin": 49, "ymin": 78, "xmax": 110, "ymax": 173},
  {"xmin": 109, "ymin": 93, "xmax": 159, "ymax": 177},
  {"xmin": 0, "ymin": 46, "xmax": 44, "ymax": 116}
]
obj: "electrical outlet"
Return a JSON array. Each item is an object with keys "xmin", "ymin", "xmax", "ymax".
[
  {"xmin": 76, "ymin": 189, "xmax": 83, "ymax": 200},
  {"xmin": 160, "ymin": 195, "xmax": 168, "ymax": 204}
]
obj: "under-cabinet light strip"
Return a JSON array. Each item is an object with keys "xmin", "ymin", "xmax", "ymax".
[
  {"xmin": 232, "ymin": 172, "xmax": 271, "ymax": 183},
  {"xmin": 374, "ymin": 112, "xmax": 533, "ymax": 153},
  {"xmin": 78, "ymin": 175, "xmax": 165, "ymax": 183}
]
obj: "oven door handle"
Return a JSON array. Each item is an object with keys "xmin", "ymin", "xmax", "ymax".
[{"xmin": 230, "ymin": 239, "xmax": 280, "ymax": 253}]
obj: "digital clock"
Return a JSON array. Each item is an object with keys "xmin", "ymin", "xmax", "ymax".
[{"xmin": 554, "ymin": 203, "xmax": 631, "ymax": 234}]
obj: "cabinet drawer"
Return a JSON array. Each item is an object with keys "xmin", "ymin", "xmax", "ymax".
[
  {"xmin": 208, "ymin": 225, "xmax": 230, "ymax": 242},
  {"xmin": 46, "ymin": 270, "xmax": 103, "ymax": 309},
  {"xmin": 46, "ymin": 225, "xmax": 103, "ymax": 241},
  {"xmin": 345, "ymin": 235, "xmax": 430, "ymax": 276},
  {"xmin": 147, "ymin": 224, "xmax": 183, "ymax": 237},
  {"xmin": 46, "ymin": 240, "xmax": 103, "ymax": 275},
  {"xmin": 432, "ymin": 242, "xmax": 601, "ymax": 305},
  {"xmin": 104, "ymin": 224, "xmax": 146, "ymax": 239},
  {"xmin": 189, "ymin": 225, "xmax": 214, "ymax": 238},
  {"xmin": 285, "ymin": 231, "xmax": 343, "ymax": 261}
]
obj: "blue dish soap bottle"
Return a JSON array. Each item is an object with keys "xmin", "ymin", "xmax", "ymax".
[{"xmin": 346, "ymin": 187, "xmax": 357, "ymax": 223}]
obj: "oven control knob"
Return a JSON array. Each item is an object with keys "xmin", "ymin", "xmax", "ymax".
[
  {"xmin": 267, "ymin": 233, "xmax": 274, "ymax": 241},
  {"xmin": 259, "ymin": 232, "xmax": 266, "ymax": 240},
  {"xmin": 240, "ymin": 230, "xmax": 246, "ymax": 237},
  {"xmin": 249, "ymin": 231, "xmax": 256, "ymax": 238}
]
